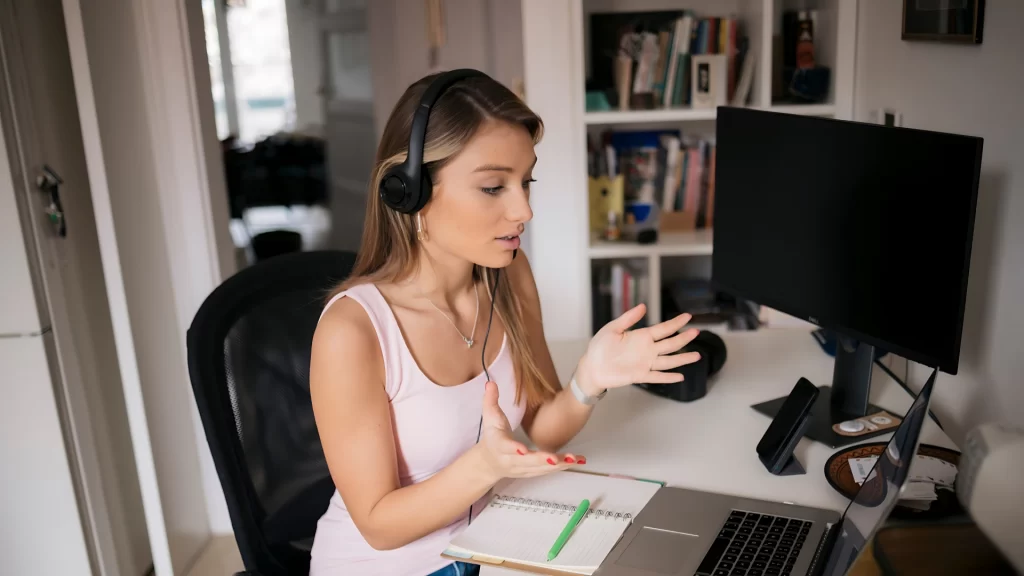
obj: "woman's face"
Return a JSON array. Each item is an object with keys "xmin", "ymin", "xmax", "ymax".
[{"xmin": 423, "ymin": 119, "xmax": 536, "ymax": 268}]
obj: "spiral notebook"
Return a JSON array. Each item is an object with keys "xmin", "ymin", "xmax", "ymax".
[{"xmin": 443, "ymin": 470, "xmax": 662, "ymax": 575}]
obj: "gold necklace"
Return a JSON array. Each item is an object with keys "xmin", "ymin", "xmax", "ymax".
[{"xmin": 425, "ymin": 283, "xmax": 480, "ymax": 348}]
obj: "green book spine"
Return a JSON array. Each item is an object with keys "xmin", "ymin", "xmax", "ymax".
[{"xmin": 673, "ymin": 54, "xmax": 690, "ymax": 107}]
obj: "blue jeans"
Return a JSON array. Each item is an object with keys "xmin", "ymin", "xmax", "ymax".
[{"xmin": 428, "ymin": 561, "xmax": 480, "ymax": 576}]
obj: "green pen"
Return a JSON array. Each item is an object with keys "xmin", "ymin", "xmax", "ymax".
[{"xmin": 547, "ymin": 499, "xmax": 590, "ymax": 562}]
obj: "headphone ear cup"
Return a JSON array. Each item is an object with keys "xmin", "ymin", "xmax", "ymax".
[
  {"xmin": 691, "ymin": 331, "xmax": 727, "ymax": 376},
  {"xmin": 411, "ymin": 170, "xmax": 434, "ymax": 213},
  {"xmin": 379, "ymin": 167, "xmax": 412, "ymax": 212}
]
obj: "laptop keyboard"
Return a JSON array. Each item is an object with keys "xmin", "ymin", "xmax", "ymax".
[{"xmin": 694, "ymin": 510, "xmax": 812, "ymax": 576}]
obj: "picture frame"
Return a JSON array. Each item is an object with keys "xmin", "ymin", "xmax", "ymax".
[
  {"xmin": 902, "ymin": 0, "xmax": 985, "ymax": 44},
  {"xmin": 690, "ymin": 54, "xmax": 727, "ymax": 109}
]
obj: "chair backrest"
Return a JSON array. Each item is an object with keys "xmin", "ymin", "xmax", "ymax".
[
  {"xmin": 251, "ymin": 230, "xmax": 303, "ymax": 261},
  {"xmin": 187, "ymin": 250, "xmax": 356, "ymax": 575}
]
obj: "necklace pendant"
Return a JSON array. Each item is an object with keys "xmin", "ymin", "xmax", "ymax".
[{"xmin": 465, "ymin": 338, "xmax": 474, "ymax": 348}]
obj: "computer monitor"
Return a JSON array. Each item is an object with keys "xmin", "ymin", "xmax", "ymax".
[{"xmin": 712, "ymin": 107, "xmax": 982, "ymax": 446}]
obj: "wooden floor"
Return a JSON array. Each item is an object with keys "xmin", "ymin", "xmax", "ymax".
[{"xmin": 186, "ymin": 535, "xmax": 243, "ymax": 576}]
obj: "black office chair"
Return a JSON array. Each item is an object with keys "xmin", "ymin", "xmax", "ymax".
[{"xmin": 186, "ymin": 250, "xmax": 357, "ymax": 576}]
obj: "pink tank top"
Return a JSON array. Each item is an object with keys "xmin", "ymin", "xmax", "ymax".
[{"xmin": 309, "ymin": 283, "xmax": 525, "ymax": 576}]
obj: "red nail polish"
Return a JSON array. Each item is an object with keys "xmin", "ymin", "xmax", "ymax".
[
  {"xmin": 547, "ymin": 457, "xmax": 556, "ymax": 465},
  {"xmin": 516, "ymin": 449, "xmax": 525, "ymax": 455},
  {"xmin": 577, "ymin": 458, "xmax": 587, "ymax": 464},
  {"xmin": 564, "ymin": 456, "xmax": 575, "ymax": 463}
]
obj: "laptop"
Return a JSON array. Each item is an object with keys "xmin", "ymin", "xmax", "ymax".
[{"xmin": 597, "ymin": 368, "xmax": 937, "ymax": 576}]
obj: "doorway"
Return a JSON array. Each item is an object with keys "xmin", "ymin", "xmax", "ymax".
[{"xmin": 201, "ymin": 0, "xmax": 375, "ymax": 267}]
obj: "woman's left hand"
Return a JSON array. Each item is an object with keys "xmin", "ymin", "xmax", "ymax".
[{"xmin": 576, "ymin": 303, "xmax": 701, "ymax": 397}]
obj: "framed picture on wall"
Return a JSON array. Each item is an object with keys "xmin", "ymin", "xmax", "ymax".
[{"xmin": 902, "ymin": 0, "xmax": 985, "ymax": 43}]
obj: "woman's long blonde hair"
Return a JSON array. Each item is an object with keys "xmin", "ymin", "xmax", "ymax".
[{"xmin": 330, "ymin": 72, "xmax": 557, "ymax": 408}]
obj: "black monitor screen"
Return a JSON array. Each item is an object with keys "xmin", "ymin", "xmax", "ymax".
[{"xmin": 712, "ymin": 108, "xmax": 982, "ymax": 373}]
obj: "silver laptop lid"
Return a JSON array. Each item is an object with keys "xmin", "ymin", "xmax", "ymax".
[{"xmin": 818, "ymin": 367, "xmax": 938, "ymax": 575}]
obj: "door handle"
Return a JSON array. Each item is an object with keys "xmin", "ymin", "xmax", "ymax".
[{"xmin": 36, "ymin": 164, "xmax": 66, "ymax": 237}]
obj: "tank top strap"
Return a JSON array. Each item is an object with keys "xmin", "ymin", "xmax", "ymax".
[{"xmin": 320, "ymin": 283, "xmax": 405, "ymax": 400}]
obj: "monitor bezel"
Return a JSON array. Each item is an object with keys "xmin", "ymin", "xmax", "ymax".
[{"xmin": 711, "ymin": 107, "xmax": 984, "ymax": 375}]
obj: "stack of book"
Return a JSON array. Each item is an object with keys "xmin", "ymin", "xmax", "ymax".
[
  {"xmin": 588, "ymin": 129, "xmax": 717, "ymax": 233},
  {"xmin": 657, "ymin": 133, "xmax": 716, "ymax": 229},
  {"xmin": 592, "ymin": 261, "xmax": 648, "ymax": 334}
]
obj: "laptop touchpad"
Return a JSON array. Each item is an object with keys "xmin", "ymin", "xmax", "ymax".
[{"xmin": 615, "ymin": 526, "xmax": 700, "ymax": 574}]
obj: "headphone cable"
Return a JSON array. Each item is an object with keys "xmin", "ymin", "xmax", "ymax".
[
  {"xmin": 481, "ymin": 269, "xmax": 501, "ymax": 383},
  {"xmin": 468, "ymin": 268, "xmax": 501, "ymax": 525}
]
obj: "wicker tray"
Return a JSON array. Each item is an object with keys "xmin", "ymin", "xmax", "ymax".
[{"xmin": 824, "ymin": 442, "xmax": 965, "ymax": 520}]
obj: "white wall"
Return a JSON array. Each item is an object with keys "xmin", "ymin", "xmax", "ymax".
[
  {"xmin": 520, "ymin": 0, "xmax": 589, "ymax": 340},
  {"xmin": 284, "ymin": 0, "xmax": 324, "ymax": 131},
  {"xmin": 855, "ymin": 0, "xmax": 1024, "ymax": 440},
  {"xmin": 368, "ymin": 0, "xmax": 525, "ymax": 131},
  {"xmin": 488, "ymin": 0, "xmax": 526, "ymax": 96}
]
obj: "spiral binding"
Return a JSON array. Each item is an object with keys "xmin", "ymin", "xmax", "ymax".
[{"xmin": 488, "ymin": 494, "xmax": 632, "ymax": 521}]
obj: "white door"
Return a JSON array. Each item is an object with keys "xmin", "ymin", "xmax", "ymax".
[
  {"xmin": 0, "ymin": 1, "xmax": 148, "ymax": 575},
  {"xmin": 0, "ymin": 93, "xmax": 94, "ymax": 576}
]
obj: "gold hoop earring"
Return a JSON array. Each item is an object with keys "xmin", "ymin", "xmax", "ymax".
[{"xmin": 416, "ymin": 212, "xmax": 429, "ymax": 242}]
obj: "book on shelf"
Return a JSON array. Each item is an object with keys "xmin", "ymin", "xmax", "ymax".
[
  {"xmin": 592, "ymin": 260, "xmax": 647, "ymax": 333},
  {"xmin": 587, "ymin": 10, "xmax": 752, "ymax": 112}
]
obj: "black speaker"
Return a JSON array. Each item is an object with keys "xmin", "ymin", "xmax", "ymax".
[{"xmin": 635, "ymin": 330, "xmax": 727, "ymax": 402}]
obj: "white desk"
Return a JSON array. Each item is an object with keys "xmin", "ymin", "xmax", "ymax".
[{"xmin": 482, "ymin": 329, "xmax": 956, "ymax": 575}]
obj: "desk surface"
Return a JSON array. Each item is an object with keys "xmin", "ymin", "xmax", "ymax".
[{"xmin": 482, "ymin": 328, "xmax": 956, "ymax": 575}]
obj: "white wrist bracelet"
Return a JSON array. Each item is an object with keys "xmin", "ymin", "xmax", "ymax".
[{"xmin": 570, "ymin": 374, "xmax": 606, "ymax": 406}]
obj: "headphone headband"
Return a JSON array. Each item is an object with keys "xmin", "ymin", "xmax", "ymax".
[{"xmin": 379, "ymin": 68, "xmax": 489, "ymax": 214}]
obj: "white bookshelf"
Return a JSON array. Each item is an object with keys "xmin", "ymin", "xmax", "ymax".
[
  {"xmin": 589, "ymin": 229, "xmax": 713, "ymax": 258},
  {"xmin": 521, "ymin": 0, "xmax": 858, "ymax": 341},
  {"xmin": 583, "ymin": 103, "xmax": 835, "ymax": 125},
  {"xmin": 585, "ymin": 107, "xmax": 717, "ymax": 125}
]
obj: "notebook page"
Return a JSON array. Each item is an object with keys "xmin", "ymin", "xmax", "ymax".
[
  {"xmin": 449, "ymin": 504, "xmax": 629, "ymax": 572},
  {"xmin": 448, "ymin": 471, "xmax": 660, "ymax": 572},
  {"xmin": 492, "ymin": 470, "xmax": 660, "ymax": 517}
]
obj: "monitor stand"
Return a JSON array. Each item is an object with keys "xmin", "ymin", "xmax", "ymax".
[{"xmin": 752, "ymin": 337, "xmax": 891, "ymax": 448}]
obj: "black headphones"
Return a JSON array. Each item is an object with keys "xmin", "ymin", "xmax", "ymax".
[
  {"xmin": 378, "ymin": 68, "xmax": 489, "ymax": 214},
  {"xmin": 636, "ymin": 330, "xmax": 728, "ymax": 402}
]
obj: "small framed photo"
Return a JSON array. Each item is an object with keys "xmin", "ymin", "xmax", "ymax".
[
  {"xmin": 691, "ymin": 54, "xmax": 728, "ymax": 109},
  {"xmin": 902, "ymin": 0, "xmax": 985, "ymax": 44}
]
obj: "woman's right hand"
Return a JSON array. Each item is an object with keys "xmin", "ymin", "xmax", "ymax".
[{"xmin": 475, "ymin": 381, "xmax": 583, "ymax": 483}]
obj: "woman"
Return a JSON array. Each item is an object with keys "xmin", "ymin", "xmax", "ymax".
[{"xmin": 309, "ymin": 71, "xmax": 701, "ymax": 576}]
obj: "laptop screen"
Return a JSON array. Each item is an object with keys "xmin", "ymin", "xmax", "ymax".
[{"xmin": 819, "ymin": 368, "xmax": 937, "ymax": 575}]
